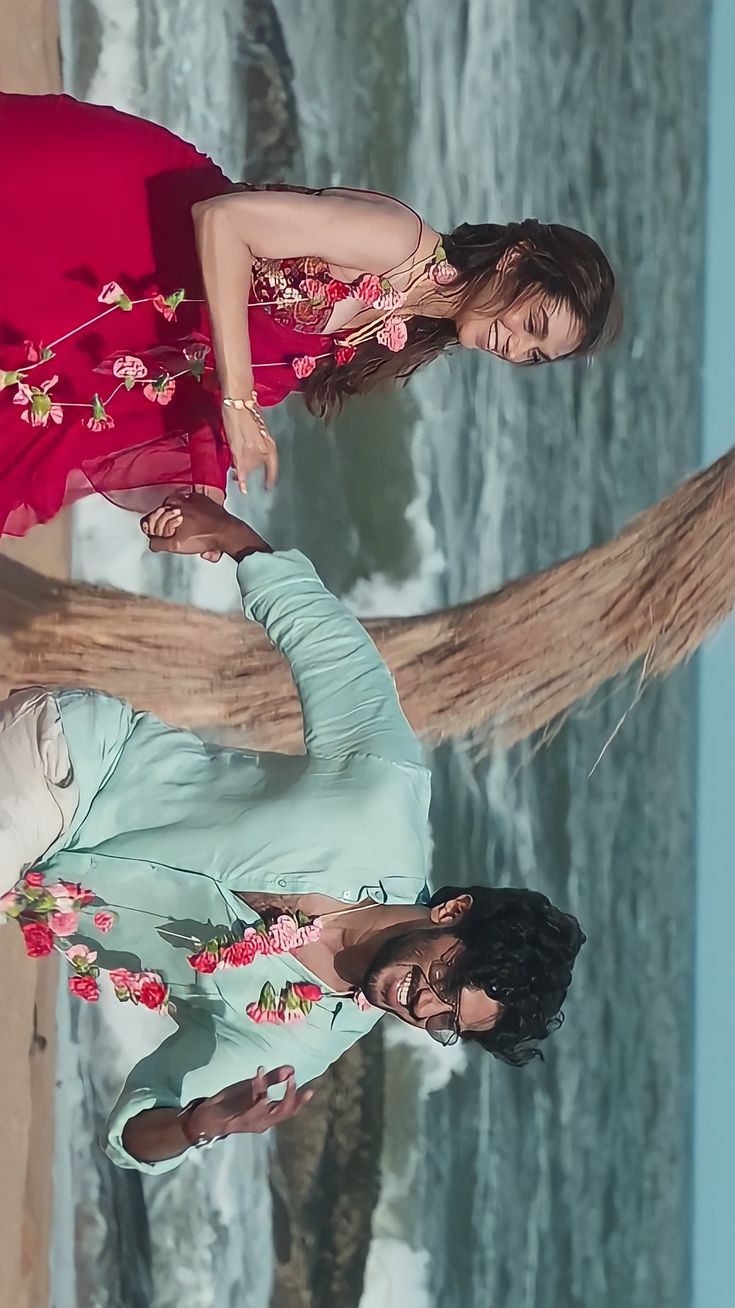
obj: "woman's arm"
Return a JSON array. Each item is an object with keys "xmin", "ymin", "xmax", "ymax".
[{"xmin": 192, "ymin": 190, "xmax": 426, "ymax": 492}]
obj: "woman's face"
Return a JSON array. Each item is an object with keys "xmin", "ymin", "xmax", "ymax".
[{"xmin": 456, "ymin": 289, "xmax": 582, "ymax": 365}]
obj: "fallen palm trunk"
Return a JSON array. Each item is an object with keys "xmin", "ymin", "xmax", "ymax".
[{"xmin": 1, "ymin": 448, "xmax": 733, "ymax": 752}]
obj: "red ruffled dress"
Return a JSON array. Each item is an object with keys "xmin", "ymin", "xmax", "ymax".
[{"xmin": 0, "ymin": 94, "xmax": 345, "ymax": 536}]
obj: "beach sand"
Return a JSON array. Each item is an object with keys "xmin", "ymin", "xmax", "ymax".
[{"xmin": 1, "ymin": 7, "xmax": 68, "ymax": 1307}]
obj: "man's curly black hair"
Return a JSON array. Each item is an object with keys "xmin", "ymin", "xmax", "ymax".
[{"xmin": 430, "ymin": 885, "xmax": 586, "ymax": 1066}]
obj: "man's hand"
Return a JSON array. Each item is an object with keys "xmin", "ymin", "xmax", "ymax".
[
  {"xmin": 140, "ymin": 491, "xmax": 270, "ymax": 560},
  {"xmin": 186, "ymin": 1065, "xmax": 314, "ymax": 1139}
]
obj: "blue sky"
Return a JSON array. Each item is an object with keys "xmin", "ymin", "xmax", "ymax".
[{"xmin": 693, "ymin": 2, "xmax": 735, "ymax": 1305}]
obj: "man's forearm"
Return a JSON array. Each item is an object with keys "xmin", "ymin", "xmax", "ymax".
[{"xmin": 122, "ymin": 1106, "xmax": 193, "ymax": 1164}]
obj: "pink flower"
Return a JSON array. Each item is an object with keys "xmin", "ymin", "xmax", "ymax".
[
  {"xmin": 143, "ymin": 378, "xmax": 176, "ymax": 405},
  {"xmin": 429, "ymin": 260, "xmax": 459, "ymax": 286},
  {"xmin": 291, "ymin": 982, "xmax": 323, "ymax": 1004},
  {"xmin": 57, "ymin": 881, "xmax": 96, "ymax": 908},
  {"xmin": 189, "ymin": 949, "xmax": 219, "ymax": 974},
  {"xmin": 15, "ymin": 376, "xmax": 63, "ymax": 428},
  {"xmin": 65, "ymin": 944, "xmax": 98, "ymax": 967},
  {"xmin": 335, "ymin": 344, "xmax": 357, "ymax": 367},
  {"xmin": 152, "ymin": 289, "xmax": 185, "ymax": 321},
  {"xmin": 374, "ymin": 282, "xmax": 406, "ymax": 311},
  {"xmin": 112, "ymin": 354, "xmax": 147, "ymax": 380},
  {"xmin": 24, "ymin": 871, "xmax": 46, "ymax": 888},
  {"xmin": 300, "ymin": 276, "xmax": 326, "ymax": 304},
  {"xmin": 21, "ymin": 403, "xmax": 63, "ymax": 428},
  {"xmin": 49, "ymin": 910, "xmax": 80, "ymax": 937},
  {"xmin": 86, "ymin": 413, "xmax": 115, "ymax": 432},
  {"xmin": 376, "ymin": 315, "xmax": 408, "ymax": 352},
  {"xmin": 24, "ymin": 341, "xmax": 55, "ymax": 364},
  {"xmin": 325, "ymin": 279, "xmax": 352, "ymax": 305},
  {"xmin": 222, "ymin": 934, "xmax": 259, "ymax": 969},
  {"xmin": 93, "ymin": 910, "xmax": 117, "ymax": 935},
  {"xmin": 138, "ymin": 973, "xmax": 170, "ymax": 1012},
  {"xmin": 354, "ymin": 274, "xmax": 383, "ymax": 307},
  {"xmin": 69, "ymin": 974, "xmax": 100, "ymax": 1003},
  {"xmin": 109, "ymin": 967, "xmax": 137, "ymax": 996},
  {"xmin": 86, "ymin": 393, "xmax": 114, "ymax": 432},
  {"xmin": 291, "ymin": 355, "xmax": 317, "ymax": 379},
  {"xmin": 98, "ymin": 282, "xmax": 132, "ymax": 310},
  {"xmin": 21, "ymin": 921, "xmax": 54, "ymax": 958}
]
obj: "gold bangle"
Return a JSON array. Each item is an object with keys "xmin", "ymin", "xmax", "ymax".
[{"xmin": 222, "ymin": 391, "xmax": 259, "ymax": 413}]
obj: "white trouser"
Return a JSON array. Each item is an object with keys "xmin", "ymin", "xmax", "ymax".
[{"xmin": 0, "ymin": 687, "xmax": 80, "ymax": 896}]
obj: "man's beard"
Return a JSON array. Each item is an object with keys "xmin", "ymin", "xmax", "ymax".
[{"xmin": 361, "ymin": 926, "xmax": 437, "ymax": 1008}]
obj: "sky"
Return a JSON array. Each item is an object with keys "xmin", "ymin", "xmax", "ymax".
[{"xmin": 692, "ymin": 2, "xmax": 735, "ymax": 1305}]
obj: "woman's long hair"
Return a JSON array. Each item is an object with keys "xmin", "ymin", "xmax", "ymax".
[{"xmin": 303, "ymin": 218, "xmax": 620, "ymax": 420}]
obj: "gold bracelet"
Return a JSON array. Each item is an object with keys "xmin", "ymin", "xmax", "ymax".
[{"xmin": 222, "ymin": 391, "xmax": 259, "ymax": 414}]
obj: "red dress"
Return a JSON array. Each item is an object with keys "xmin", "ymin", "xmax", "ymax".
[{"xmin": 0, "ymin": 94, "xmax": 338, "ymax": 536}]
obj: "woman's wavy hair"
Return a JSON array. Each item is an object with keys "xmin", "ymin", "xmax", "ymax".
[
  {"xmin": 429, "ymin": 883, "xmax": 586, "ymax": 1066},
  {"xmin": 303, "ymin": 218, "xmax": 620, "ymax": 420}
]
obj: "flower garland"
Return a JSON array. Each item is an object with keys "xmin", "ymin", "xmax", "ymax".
[
  {"xmin": 1, "ymin": 872, "xmax": 374, "ymax": 1026},
  {"xmin": 0, "ymin": 870, "xmax": 170, "ymax": 1013},
  {"xmin": 0, "ymin": 243, "xmax": 457, "ymax": 430}
]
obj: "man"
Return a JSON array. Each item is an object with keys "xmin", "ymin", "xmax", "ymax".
[{"xmin": 0, "ymin": 494, "xmax": 584, "ymax": 1174}]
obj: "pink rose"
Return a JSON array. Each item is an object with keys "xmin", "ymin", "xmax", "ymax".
[
  {"xmin": 58, "ymin": 881, "xmax": 96, "ymax": 908},
  {"xmin": 21, "ymin": 921, "xmax": 54, "ymax": 958},
  {"xmin": 66, "ymin": 944, "xmax": 98, "ymax": 967},
  {"xmin": 245, "ymin": 1003, "xmax": 266, "ymax": 1023},
  {"xmin": 109, "ymin": 967, "xmax": 136, "ymax": 995},
  {"xmin": 93, "ymin": 910, "xmax": 117, "ymax": 935},
  {"xmin": 68, "ymin": 975, "xmax": 100, "ymax": 1003},
  {"xmin": 291, "ymin": 355, "xmax": 317, "ymax": 380},
  {"xmin": 49, "ymin": 911, "xmax": 80, "ymax": 937},
  {"xmin": 138, "ymin": 974, "xmax": 169, "ymax": 1012},
  {"xmin": 335, "ymin": 344, "xmax": 357, "ymax": 367},
  {"xmin": 376, "ymin": 315, "xmax": 408, "ymax": 353},
  {"xmin": 112, "ymin": 354, "xmax": 147, "ymax": 380},
  {"xmin": 354, "ymin": 274, "xmax": 382, "ymax": 306},
  {"xmin": 291, "ymin": 982, "xmax": 323, "ymax": 1004},
  {"xmin": 325, "ymin": 279, "xmax": 352, "ymax": 305},
  {"xmin": 188, "ymin": 949, "xmax": 219, "ymax": 974},
  {"xmin": 24, "ymin": 871, "xmax": 46, "ymax": 888},
  {"xmin": 222, "ymin": 937, "xmax": 259, "ymax": 969},
  {"xmin": 429, "ymin": 260, "xmax": 459, "ymax": 286},
  {"xmin": 374, "ymin": 282, "xmax": 406, "ymax": 311}
]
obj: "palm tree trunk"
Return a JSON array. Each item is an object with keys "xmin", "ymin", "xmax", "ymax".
[{"xmin": 1, "ymin": 449, "xmax": 733, "ymax": 752}]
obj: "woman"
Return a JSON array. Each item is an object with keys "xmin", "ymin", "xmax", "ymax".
[{"xmin": 0, "ymin": 93, "xmax": 619, "ymax": 537}]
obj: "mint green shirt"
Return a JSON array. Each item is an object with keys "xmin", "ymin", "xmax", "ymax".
[{"xmin": 41, "ymin": 551, "xmax": 432, "ymax": 1172}]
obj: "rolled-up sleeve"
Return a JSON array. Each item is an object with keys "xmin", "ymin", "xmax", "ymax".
[{"xmin": 237, "ymin": 550, "xmax": 424, "ymax": 767}]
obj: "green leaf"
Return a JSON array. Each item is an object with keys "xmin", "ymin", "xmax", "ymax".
[
  {"xmin": 124, "ymin": 375, "xmax": 136, "ymax": 391},
  {"xmin": 40, "ymin": 347, "xmax": 55, "ymax": 362},
  {"xmin": 118, "ymin": 294, "xmax": 133, "ymax": 312}
]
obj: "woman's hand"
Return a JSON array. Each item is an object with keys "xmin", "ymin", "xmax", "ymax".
[
  {"xmin": 221, "ymin": 403, "xmax": 279, "ymax": 494},
  {"xmin": 140, "ymin": 490, "xmax": 271, "ymax": 559},
  {"xmin": 185, "ymin": 1065, "xmax": 314, "ymax": 1140}
]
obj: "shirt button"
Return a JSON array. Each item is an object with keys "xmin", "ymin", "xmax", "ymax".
[{"xmin": 278, "ymin": 877, "xmax": 287, "ymax": 888}]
